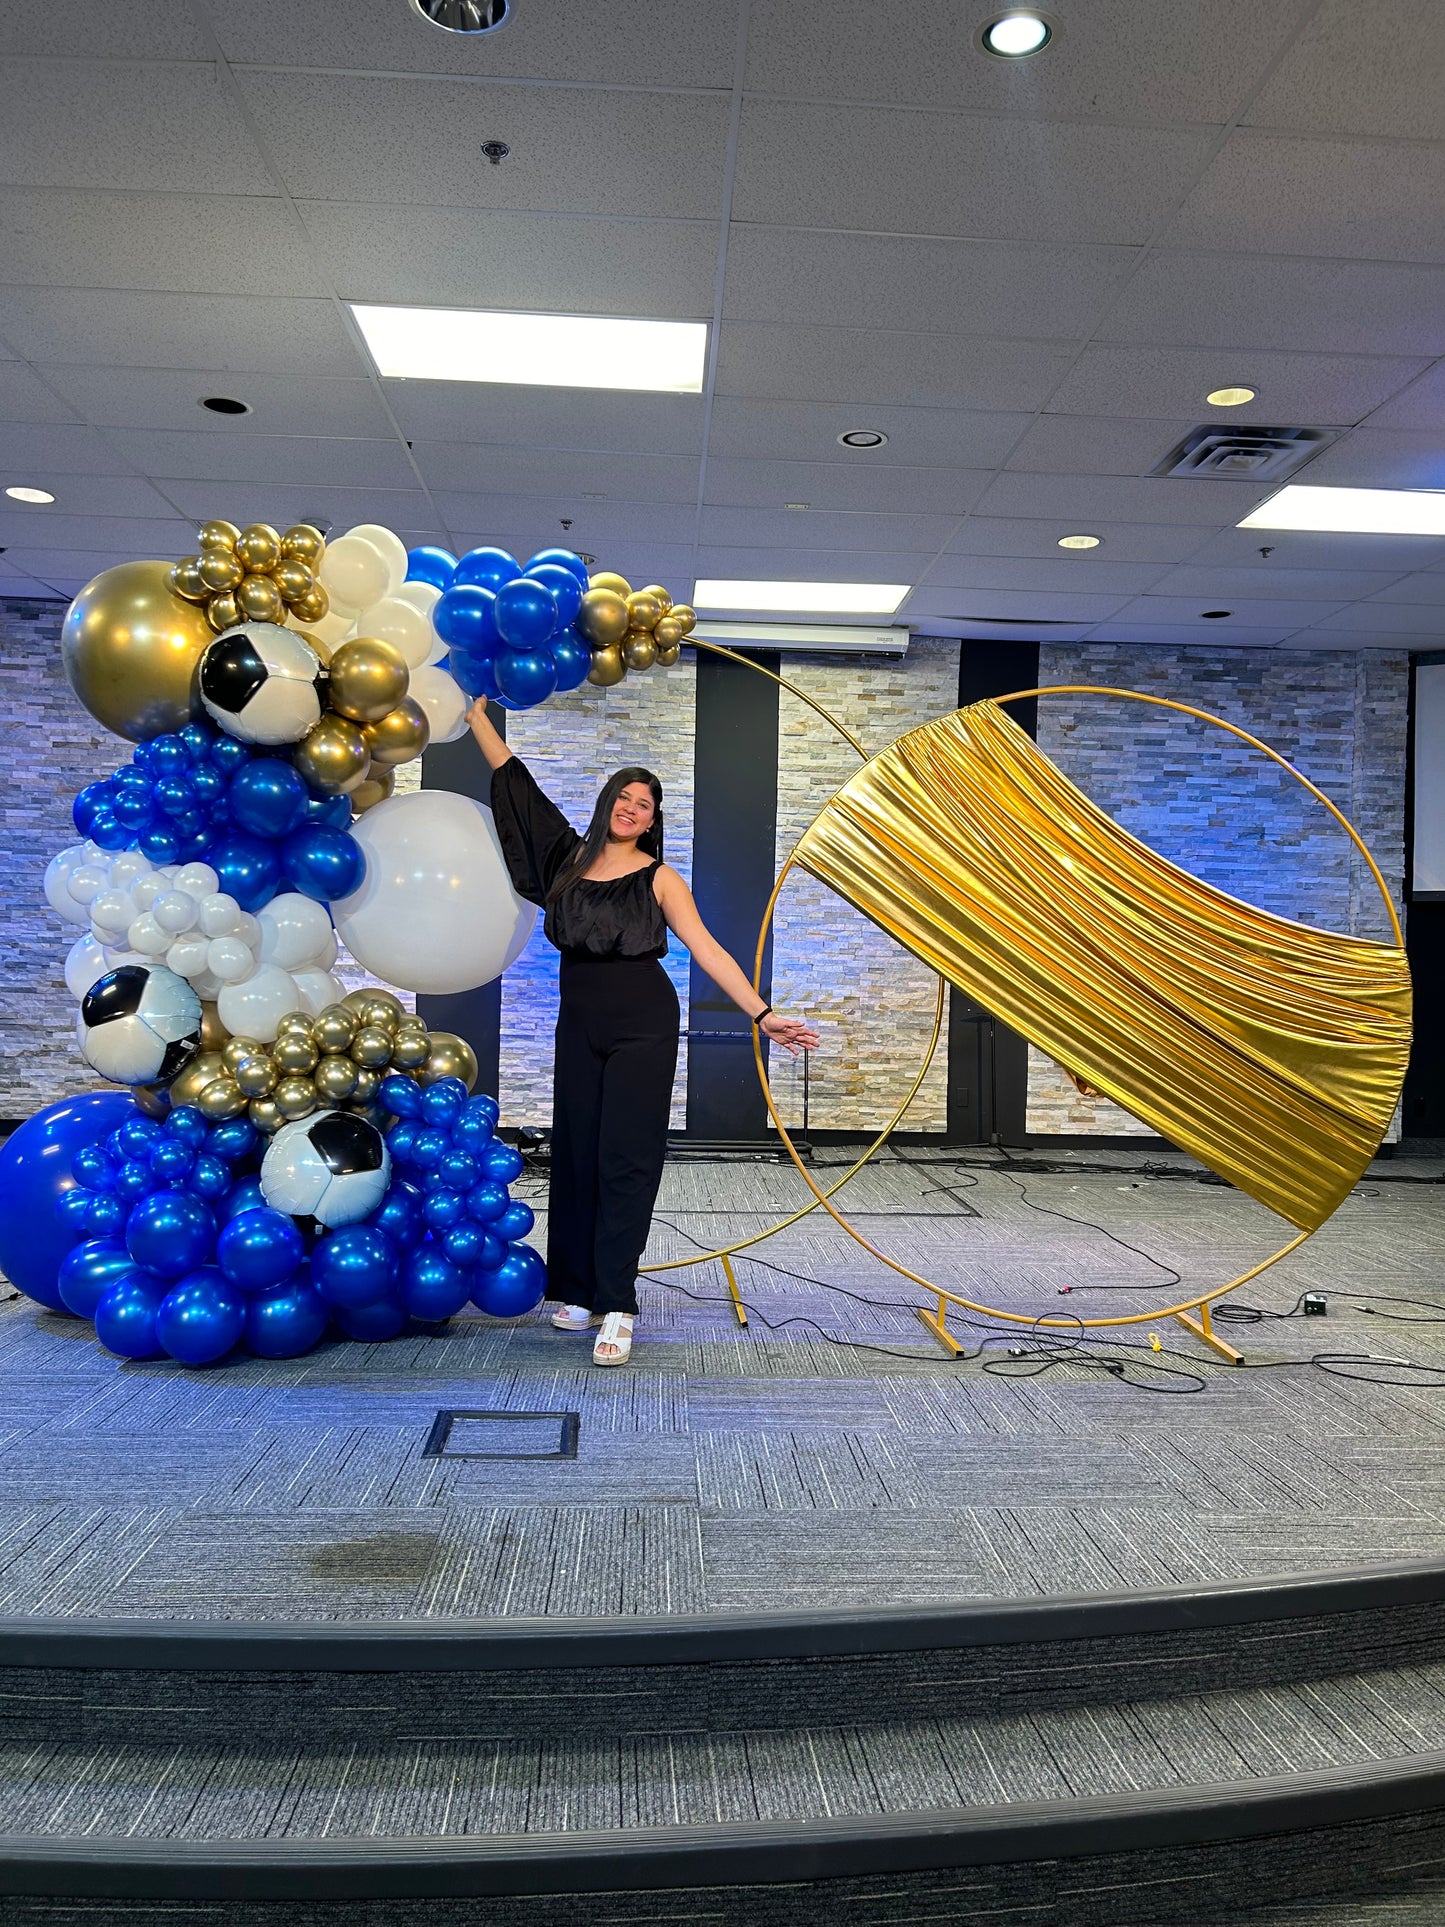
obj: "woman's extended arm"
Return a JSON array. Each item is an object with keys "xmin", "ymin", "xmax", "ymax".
[
  {"xmin": 654, "ymin": 865, "xmax": 819, "ymax": 1056},
  {"xmin": 465, "ymin": 695, "xmax": 513, "ymax": 770}
]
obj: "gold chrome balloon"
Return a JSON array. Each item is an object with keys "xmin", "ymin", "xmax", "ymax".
[
  {"xmin": 671, "ymin": 604, "xmax": 697, "ymax": 637},
  {"xmin": 235, "ymin": 573, "xmax": 284, "ymax": 624},
  {"xmin": 641, "ymin": 583, "xmax": 672, "ymax": 613},
  {"xmin": 273, "ymin": 1075, "xmax": 317, "ymax": 1121},
  {"xmin": 198, "ymin": 1076, "xmax": 247, "ymax": 1120},
  {"xmin": 576, "ymin": 588, "xmax": 628, "ymax": 648},
  {"xmin": 199, "ymin": 1003, "xmax": 230, "ymax": 1053},
  {"xmin": 313, "ymin": 1005, "xmax": 356, "ymax": 1053},
  {"xmin": 589, "ymin": 572, "xmax": 632, "ymax": 599},
  {"xmin": 198, "ymin": 547, "xmax": 244, "ymax": 593},
  {"xmin": 281, "ymin": 524, "xmax": 326, "ymax": 566},
  {"xmin": 587, "ymin": 644, "xmax": 626, "ymax": 687},
  {"xmin": 350, "ymin": 1024, "xmax": 393, "ymax": 1068},
  {"xmin": 287, "ymin": 584, "xmax": 329, "ymax": 625},
  {"xmin": 653, "ymin": 614, "xmax": 683, "ymax": 649},
  {"xmin": 199, "ymin": 520, "xmax": 241, "ymax": 552},
  {"xmin": 360, "ymin": 991, "xmax": 405, "ymax": 1030},
  {"xmin": 340, "ymin": 989, "xmax": 374, "ymax": 1013},
  {"xmin": 351, "ymin": 1064, "xmax": 382, "ymax": 1105},
  {"xmin": 351, "ymin": 768, "xmax": 395, "ymax": 814},
  {"xmin": 315, "ymin": 1054, "xmax": 359, "ymax": 1102},
  {"xmin": 422, "ymin": 1033, "xmax": 478, "ymax": 1090},
  {"xmin": 625, "ymin": 591, "xmax": 662, "ymax": 632},
  {"xmin": 248, "ymin": 1095, "xmax": 282, "ymax": 1134},
  {"xmin": 328, "ymin": 637, "xmax": 410, "ymax": 724},
  {"xmin": 206, "ymin": 591, "xmax": 241, "ymax": 634},
  {"xmin": 169, "ymin": 557, "xmax": 209, "ymax": 604},
  {"xmin": 60, "ymin": 561, "xmax": 215, "ymax": 742},
  {"xmin": 235, "ymin": 524, "xmax": 282, "ymax": 574},
  {"xmin": 222, "ymin": 1035, "xmax": 259, "ymax": 1076},
  {"xmin": 362, "ymin": 696, "xmax": 429, "ymax": 767},
  {"xmin": 275, "ymin": 1011, "xmax": 314, "ymax": 1037},
  {"xmin": 167, "ymin": 1051, "xmax": 225, "ymax": 1109},
  {"xmin": 389, "ymin": 1028, "xmax": 431, "ymax": 1070},
  {"xmin": 294, "ymin": 713, "xmax": 370, "ymax": 793},
  {"xmin": 621, "ymin": 629, "xmax": 658, "ymax": 671},
  {"xmin": 273, "ymin": 1033, "xmax": 319, "ymax": 1075},
  {"xmin": 235, "ymin": 1054, "xmax": 278, "ymax": 1098},
  {"xmin": 655, "ymin": 639, "xmax": 681, "ymax": 667},
  {"xmin": 271, "ymin": 559, "xmax": 312, "ymax": 604}
]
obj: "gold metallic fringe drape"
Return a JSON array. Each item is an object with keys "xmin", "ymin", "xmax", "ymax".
[{"xmin": 794, "ymin": 701, "xmax": 1412, "ymax": 1231}]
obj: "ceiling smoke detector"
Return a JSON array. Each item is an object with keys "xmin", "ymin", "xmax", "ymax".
[
  {"xmin": 1155, "ymin": 425, "xmax": 1336, "ymax": 483},
  {"xmin": 407, "ymin": 0, "xmax": 510, "ymax": 33}
]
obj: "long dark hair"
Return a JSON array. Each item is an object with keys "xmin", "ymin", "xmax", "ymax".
[{"xmin": 546, "ymin": 766, "xmax": 664, "ymax": 903}]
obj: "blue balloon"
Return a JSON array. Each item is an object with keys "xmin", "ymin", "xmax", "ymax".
[
  {"xmin": 83, "ymin": 1194, "xmax": 128, "ymax": 1239},
  {"xmin": 312, "ymin": 1226, "xmax": 396, "ymax": 1310},
  {"xmin": 154, "ymin": 775, "xmax": 195, "ymax": 817},
  {"xmin": 211, "ymin": 834, "xmax": 281, "ymax": 913},
  {"xmin": 0, "ymin": 1091, "xmax": 137, "ymax": 1312},
  {"xmin": 402, "ymin": 1246, "xmax": 471, "ymax": 1321},
  {"xmin": 72, "ymin": 780, "xmax": 115, "ymax": 835},
  {"xmin": 179, "ymin": 722, "xmax": 212, "ymax": 759},
  {"xmin": 379, "ymin": 1074, "xmax": 422, "ymax": 1118},
  {"xmin": 452, "ymin": 1111, "xmax": 494, "ymax": 1155},
  {"xmin": 116, "ymin": 1159, "xmax": 155, "ymax": 1202},
  {"xmin": 119, "ymin": 1116, "xmax": 164, "ymax": 1159},
  {"xmin": 61, "ymin": 1185, "xmax": 99, "ymax": 1230},
  {"xmin": 281, "ymin": 825, "xmax": 365, "ymax": 903},
  {"xmin": 216, "ymin": 1176, "xmax": 266, "ymax": 1224},
  {"xmin": 420, "ymin": 1078, "xmax": 468, "ymax": 1127},
  {"xmin": 217, "ymin": 1207, "xmax": 304, "ymax": 1293},
  {"xmin": 433, "ymin": 585, "xmax": 501, "ymax": 655},
  {"xmin": 209, "ymin": 735, "xmax": 250, "ymax": 776},
  {"xmin": 527, "ymin": 564, "xmax": 583, "ymax": 629},
  {"xmin": 386, "ymin": 1121, "xmax": 418, "ymax": 1165},
  {"xmin": 150, "ymin": 736, "xmax": 188, "ymax": 776},
  {"xmin": 493, "ymin": 646, "xmax": 559, "ymax": 709},
  {"xmin": 410, "ymin": 1129, "xmax": 448, "ymax": 1172},
  {"xmin": 494, "ymin": 1199, "xmax": 536, "ymax": 1242},
  {"xmin": 94, "ymin": 1277, "xmax": 165, "ymax": 1358},
  {"xmin": 464, "ymin": 1179, "xmax": 507, "ymax": 1224},
  {"xmin": 207, "ymin": 1119, "xmax": 259, "ymax": 1163},
  {"xmin": 481, "ymin": 1140, "xmax": 525, "ymax": 1184},
  {"xmin": 333, "ymin": 1294, "xmax": 408, "ymax": 1342},
  {"xmin": 244, "ymin": 1277, "xmax": 329, "ymax": 1358},
  {"xmin": 157, "ymin": 1269, "xmax": 245, "ymax": 1365},
  {"xmin": 72, "ymin": 1143, "xmax": 117, "ymax": 1191},
  {"xmin": 138, "ymin": 825, "xmax": 181, "ymax": 865},
  {"xmin": 423, "ymin": 1187, "xmax": 465, "ymax": 1230},
  {"xmin": 304, "ymin": 791, "xmax": 353, "ymax": 831},
  {"xmin": 551, "ymin": 628, "xmax": 592, "ymax": 692},
  {"xmin": 370, "ymin": 1180, "xmax": 425, "ymax": 1252},
  {"xmin": 453, "ymin": 546, "xmax": 519, "ymax": 594},
  {"xmin": 149, "ymin": 1139, "xmax": 195, "ymax": 1185},
  {"xmin": 405, "ymin": 544, "xmax": 459, "ymax": 591},
  {"xmin": 89, "ymin": 811, "xmax": 132, "ymax": 852},
  {"xmin": 58, "ymin": 1239, "xmax": 142, "ymax": 1320},
  {"xmin": 469, "ymin": 1090, "xmax": 501, "ymax": 1128},
  {"xmin": 438, "ymin": 1149, "xmax": 480, "ymax": 1192},
  {"xmin": 524, "ymin": 548, "xmax": 590, "ymax": 585},
  {"xmin": 125, "ymin": 1191, "xmax": 215, "ymax": 1280},
  {"xmin": 167, "ymin": 1106, "xmax": 210, "ymax": 1149},
  {"xmin": 472, "ymin": 1243, "xmax": 547, "ymax": 1318},
  {"xmin": 494, "ymin": 577, "xmax": 559, "ymax": 650},
  {"xmin": 190, "ymin": 1154, "xmax": 231, "ymax": 1201},
  {"xmin": 229, "ymin": 760, "xmax": 309, "ymax": 839},
  {"xmin": 444, "ymin": 648, "xmax": 497, "ymax": 701}
]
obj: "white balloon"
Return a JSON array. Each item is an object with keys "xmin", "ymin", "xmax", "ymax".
[
  {"xmin": 343, "ymin": 524, "xmax": 408, "ymax": 595},
  {"xmin": 391, "ymin": 580, "xmax": 441, "ymax": 619},
  {"xmin": 408, "ymin": 665, "xmax": 469, "ymax": 745},
  {"xmin": 131, "ymin": 874, "xmax": 168, "ymax": 913},
  {"xmin": 107, "ymin": 851, "xmax": 151, "ymax": 891},
  {"xmin": 65, "ymin": 934, "xmax": 112, "ymax": 999},
  {"xmin": 44, "ymin": 850, "xmax": 91, "ymax": 926},
  {"xmin": 197, "ymin": 892, "xmax": 242, "ymax": 938},
  {"xmin": 102, "ymin": 946, "xmax": 149, "ymax": 970},
  {"xmin": 207, "ymin": 937, "xmax": 256, "ymax": 984},
  {"xmin": 154, "ymin": 890, "xmax": 198, "ymax": 934},
  {"xmin": 172, "ymin": 861, "xmax": 219, "ymax": 899},
  {"xmin": 90, "ymin": 889, "xmax": 137, "ymax": 939},
  {"xmin": 190, "ymin": 969, "xmax": 223, "ymax": 1001},
  {"xmin": 166, "ymin": 935, "xmax": 212, "ymax": 979},
  {"xmin": 216, "ymin": 964, "xmax": 304, "ymax": 1043},
  {"xmin": 66, "ymin": 864, "xmax": 109, "ymax": 906},
  {"xmin": 333, "ymin": 789, "xmax": 536, "ymax": 994},
  {"xmin": 352, "ymin": 595, "xmax": 432, "ymax": 667},
  {"xmin": 290, "ymin": 967, "xmax": 344, "ymax": 1016},
  {"xmin": 318, "ymin": 534, "xmax": 391, "ymax": 614},
  {"xmin": 232, "ymin": 911, "xmax": 262, "ymax": 950},
  {"xmin": 310, "ymin": 923, "xmax": 339, "ymax": 971},
  {"xmin": 127, "ymin": 912, "xmax": 172, "ymax": 957},
  {"xmin": 257, "ymin": 892, "xmax": 333, "ymax": 971},
  {"xmin": 301, "ymin": 606, "xmax": 356, "ymax": 649}
]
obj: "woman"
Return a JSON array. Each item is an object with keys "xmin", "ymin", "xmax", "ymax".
[{"xmin": 467, "ymin": 696, "xmax": 818, "ymax": 1366}]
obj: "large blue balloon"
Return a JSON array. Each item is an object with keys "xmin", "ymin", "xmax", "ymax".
[
  {"xmin": 125, "ymin": 1192, "xmax": 215, "ymax": 1280},
  {"xmin": 157, "ymin": 1268, "xmax": 246, "ymax": 1365},
  {"xmin": 493, "ymin": 647, "xmax": 559, "ymax": 709},
  {"xmin": 333, "ymin": 1294, "xmax": 408, "ymax": 1342},
  {"xmin": 453, "ymin": 547, "xmax": 520, "ymax": 594},
  {"xmin": 229, "ymin": 760, "xmax": 309, "ymax": 840},
  {"xmin": 405, "ymin": 544, "xmax": 458, "ymax": 591},
  {"xmin": 245, "ymin": 1277, "xmax": 329, "ymax": 1358},
  {"xmin": 311, "ymin": 1226, "xmax": 396, "ymax": 1310},
  {"xmin": 433, "ymin": 585, "xmax": 500, "ymax": 655},
  {"xmin": 0, "ymin": 1091, "xmax": 137, "ymax": 1312},
  {"xmin": 550, "ymin": 628, "xmax": 591, "ymax": 692},
  {"xmin": 210, "ymin": 834, "xmax": 282, "ymax": 913},
  {"xmin": 527, "ymin": 564, "xmax": 583, "ymax": 629},
  {"xmin": 494, "ymin": 577, "xmax": 559, "ymax": 650},
  {"xmin": 217, "ymin": 1207, "xmax": 304, "ymax": 1294},
  {"xmin": 402, "ymin": 1246, "xmax": 471, "ymax": 1321},
  {"xmin": 94, "ymin": 1276, "xmax": 165, "ymax": 1359},
  {"xmin": 524, "ymin": 548, "xmax": 590, "ymax": 585},
  {"xmin": 472, "ymin": 1242, "xmax": 547, "ymax": 1318},
  {"xmin": 58, "ymin": 1239, "xmax": 143, "ymax": 1320},
  {"xmin": 281, "ymin": 824, "xmax": 365, "ymax": 902}
]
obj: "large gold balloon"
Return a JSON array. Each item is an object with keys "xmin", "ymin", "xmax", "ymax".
[
  {"xmin": 671, "ymin": 604, "xmax": 697, "ymax": 637},
  {"xmin": 622, "ymin": 629, "xmax": 658, "ymax": 671},
  {"xmin": 294, "ymin": 713, "xmax": 370, "ymax": 793},
  {"xmin": 359, "ymin": 991, "xmax": 406, "ymax": 1029},
  {"xmin": 281, "ymin": 524, "xmax": 326, "ymax": 566},
  {"xmin": 576, "ymin": 588, "xmax": 629, "ymax": 648},
  {"xmin": 314, "ymin": 1004, "xmax": 357, "ymax": 1053},
  {"xmin": 653, "ymin": 614, "xmax": 683, "ymax": 649},
  {"xmin": 199, "ymin": 520, "xmax": 241, "ymax": 551},
  {"xmin": 340, "ymin": 990, "xmax": 374, "ymax": 1014},
  {"xmin": 315, "ymin": 1054, "xmax": 359, "ymax": 1102},
  {"xmin": 236, "ymin": 524, "xmax": 281, "ymax": 573},
  {"xmin": 362, "ymin": 696, "xmax": 429, "ymax": 768},
  {"xmin": 422, "ymin": 1032, "xmax": 478, "ymax": 1090},
  {"xmin": 626, "ymin": 591, "xmax": 662, "ymax": 632},
  {"xmin": 640, "ymin": 583, "xmax": 673, "ymax": 613},
  {"xmin": 198, "ymin": 547, "xmax": 244, "ymax": 593},
  {"xmin": 60, "ymin": 561, "xmax": 214, "ymax": 742},
  {"xmin": 206, "ymin": 591, "xmax": 241, "ymax": 634},
  {"xmin": 587, "ymin": 644, "xmax": 627, "ymax": 687},
  {"xmin": 236, "ymin": 573, "xmax": 284, "ymax": 623},
  {"xmin": 169, "ymin": 557, "xmax": 209, "ymax": 604},
  {"xmin": 589, "ymin": 572, "xmax": 632, "ymax": 599},
  {"xmin": 351, "ymin": 767, "xmax": 395, "ymax": 814},
  {"xmin": 328, "ymin": 637, "xmax": 410, "ymax": 723}
]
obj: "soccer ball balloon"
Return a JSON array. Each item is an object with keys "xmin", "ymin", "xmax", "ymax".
[
  {"xmin": 261, "ymin": 1110, "xmax": 391, "ymax": 1227},
  {"xmin": 198, "ymin": 623, "xmax": 325, "ymax": 746},
  {"xmin": 79, "ymin": 963, "xmax": 203, "ymax": 1086}
]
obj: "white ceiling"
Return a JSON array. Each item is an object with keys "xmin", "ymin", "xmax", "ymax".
[{"xmin": 2, "ymin": 0, "xmax": 1444, "ymax": 648}]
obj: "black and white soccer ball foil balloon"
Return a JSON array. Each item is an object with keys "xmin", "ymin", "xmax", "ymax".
[
  {"xmin": 79, "ymin": 963, "xmax": 203, "ymax": 1086},
  {"xmin": 198, "ymin": 622, "xmax": 325, "ymax": 747},
  {"xmin": 260, "ymin": 1109, "xmax": 391, "ymax": 1228}
]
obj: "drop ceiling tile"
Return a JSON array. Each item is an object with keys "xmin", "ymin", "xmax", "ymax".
[
  {"xmin": 156, "ymin": 480, "xmax": 435, "ymax": 536},
  {"xmin": 0, "ymin": 60, "xmax": 274, "ymax": 196},
  {"xmin": 702, "ymin": 458, "xmax": 992, "ymax": 517},
  {"xmin": 1, "ymin": 547, "xmax": 180, "ymax": 583},
  {"xmin": 414, "ymin": 443, "xmax": 698, "ymax": 503},
  {"xmin": 220, "ymin": 0, "xmax": 740, "ymax": 86},
  {"xmin": 1185, "ymin": 525, "xmax": 1445, "ymax": 571},
  {"xmin": 1004, "ymin": 415, "xmax": 1192, "ymax": 477},
  {"xmin": 705, "ymin": 399, "xmax": 1028, "ymax": 470},
  {"xmin": 0, "ymin": 510, "xmax": 195, "ymax": 551},
  {"xmin": 240, "ymin": 73, "xmax": 727, "ymax": 220},
  {"xmin": 973, "ymin": 471, "xmax": 1271, "ymax": 527},
  {"xmin": 944, "ymin": 517, "xmax": 1211, "ymax": 563},
  {"xmin": 1364, "ymin": 572, "xmax": 1445, "ymax": 605},
  {"xmin": 0, "ymin": 422, "xmax": 127, "ymax": 476},
  {"xmin": 694, "ymin": 546, "xmax": 926, "ymax": 583},
  {"xmin": 1100, "ymin": 253, "xmax": 1445, "ymax": 359},
  {"xmin": 1279, "ymin": 628, "xmax": 1413, "ymax": 650},
  {"xmin": 1107, "ymin": 594, "xmax": 1351, "ymax": 626},
  {"xmin": 2, "ymin": 0, "xmax": 213, "ymax": 57},
  {"xmin": 913, "ymin": 618, "xmax": 1098, "ymax": 643},
  {"xmin": 1243, "ymin": 0, "xmax": 1445, "ymax": 139},
  {"xmin": 0, "ymin": 569, "xmax": 58, "ymax": 599},
  {"xmin": 0, "ymin": 360, "xmax": 80, "ymax": 424},
  {"xmin": 384, "ymin": 383, "xmax": 704, "ymax": 456},
  {"xmin": 431, "ymin": 494, "xmax": 697, "ymax": 549},
  {"xmin": 105, "ymin": 429, "xmax": 416, "ymax": 490},
  {"xmin": 0, "ymin": 187, "xmax": 322, "ymax": 297},
  {"xmin": 301, "ymin": 204, "xmax": 718, "ymax": 317},
  {"xmin": 745, "ymin": 0, "xmax": 1307, "ymax": 123},
  {"xmin": 904, "ymin": 586, "xmax": 1133, "ymax": 622},
  {"xmin": 918, "ymin": 555, "xmax": 1172, "ymax": 595},
  {"xmin": 1082, "ymin": 621, "xmax": 1307, "ymax": 646},
  {"xmin": 39, "ymin": 367, "xmax": 396, "ymax": 439},
  {"xmin": 1361, "ymin": 364, "xmax": 1445, "ymax": 433},
  {"xmin": 721, "ymin": 228, "xmax": 1139, "ymax": 339},
  {"xmin": 0, "ymin": 473, "xmax": 180, "ymax": 517},
  {"xmin": 0, "ymin": 289, "xmax": 367, "ymax": 375},
  {"xmin": 1148, "ymin": 564, "xmax": 1405, "ymax": 602},
  {"xmin": 731, "ymin": 99, "xmax": 1219, "ymax": 245},
  {"xmin": 1048, "ymin": 345, "xmax": 1426, "ymax": 426},
  {"xmin": 697, "ymin": 506, "xmax": 957, "ymax": 551},
  {"xmin": 1314, "ymin": 602, "xmax": 1445, "ymax": 636},
  {"xmin": 715, "ymin": 325, "xmax": 1074, "ymax": 411},
  {"xmin": 1286, "ymin": 431, "xmax": 1445, "ymax": 489},
  {"xmin": 585, "ymin": 544, "xmax": 698, "ymax": 585}
]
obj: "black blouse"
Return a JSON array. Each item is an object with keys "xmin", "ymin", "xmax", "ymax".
[{"xmin": 490, "ymin": 756, "xmax": 670, "ymax": 961}]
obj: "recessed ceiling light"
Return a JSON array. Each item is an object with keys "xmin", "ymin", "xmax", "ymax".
[
  {"xmin": 5, "ymin": 485, "xmax": 54, "ymax": 504},
  {"xmin": 979, "ymin": 11, "xmax": 1053, "ymax": 57},
  {"xmin": 407, "ymin": 0, "xmax": 510, "ymax": 34},
  {"xmin": 1057, "ymin": 534, "xmax": 1101, "ymax": 550},
  {"xmin": 1200, "ymin": 610, "xmax": 1232, "ymax": 619},
  {"xmin": 1238, "ymin": 485, "xmax": 1445, "ymax": 536},
  {"xmin": 200, "ymin": 395, "xmax": 250, "ymax": 415},
  {"xmin": 349, "ymin": 303, "xmax": 708, "ymax": 394},
  {"xmin": 1206, "ymin": 386, "xmax": 1256, "ymax": 408},
  {"xmin": 693, "ymin": 579, "xmax": 910, "ymax": 615},
  {"xmin": 838, "ymin": 430, "xmax": 887, "ymax": 449}
]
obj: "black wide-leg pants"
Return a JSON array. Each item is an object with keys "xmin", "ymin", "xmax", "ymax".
[{"xmin": 546, "ymin": 957, "xmax": 680, "ymax": 1316}]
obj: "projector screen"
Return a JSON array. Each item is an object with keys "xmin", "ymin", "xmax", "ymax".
[{"xmin": 1415, "ymin": 660, "xmax": 1445, "ymax": 897}]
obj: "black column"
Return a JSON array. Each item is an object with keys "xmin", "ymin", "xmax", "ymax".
[
  {"xmin": 416, "ymin": 713, "xmax": 504, "ymax": 1099},
  {"xmin": 947, "ymin": 641, "xmax": 1039, "ymax": 1146},
  {"xmin": 686, "ymin": 648, "xmax": 780, "ymax": 1139}
]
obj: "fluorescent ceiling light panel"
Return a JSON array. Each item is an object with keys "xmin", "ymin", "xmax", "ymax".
[
  {"xmin": 693, "ymin": 579, "xmax": 910, "ymax": 615},
  {"xmin": 349, "ymin": 303, "xmax": 707, "ymax": 393},
  {"xmin": 1239, "ymin": 485, "xmax": 1445, "ymax": 536}
]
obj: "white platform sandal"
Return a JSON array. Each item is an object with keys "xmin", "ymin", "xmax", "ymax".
[
  {"xmin": 550, "ymin": 1304, "xmax": 596, "ymax": 1332},
  {"xmin": 592, "ymin": 1312, "xmax": 634, "ymax": 1366}
]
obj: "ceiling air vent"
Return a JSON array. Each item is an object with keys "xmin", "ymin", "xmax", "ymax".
[{"xmin": 1155, "ymin": 425, "xmax": 1336, "ymax": 481}]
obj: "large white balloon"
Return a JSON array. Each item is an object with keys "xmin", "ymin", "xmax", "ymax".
[
  {"xmin": 332, "ymin": 789, "xmax": 535, "ymax": 994},
  {"xmin": 216, "ymin": 964, "xmax": 305, "ymax": 1043},
  {"xmin": 408, "ymin": 664, "xmax": 468, "ymax": 745}
]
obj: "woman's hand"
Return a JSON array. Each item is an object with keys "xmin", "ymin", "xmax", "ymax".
[
  {"xmin": 464, "ymin": 695, "xmax": 488, "ymax": 729},
  {"xmin": 759, "ymin": 1011, "xmax": 820, "ymax": 1057},
  {"xmin": 465, "ymin": 695, "xmax": 513, "ymax": 770}
]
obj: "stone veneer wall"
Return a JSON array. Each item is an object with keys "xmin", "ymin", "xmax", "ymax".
[
  {"xmin": 498, "ymin": 659, "xmax": 696, "ymax": 1129},
  {"xmin": 770, "ymin": 637, "xmax": 959, "ymax": 1132},
  {"xmin": 1027, "ymin": 643, "xmax": 1409, "ymax": 1137}
]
